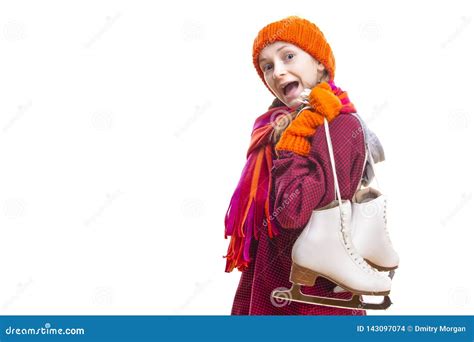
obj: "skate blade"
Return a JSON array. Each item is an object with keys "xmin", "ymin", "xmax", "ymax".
[{"xmin": 272, "ymin": 284, "xmax": 392, "ymax": 310}]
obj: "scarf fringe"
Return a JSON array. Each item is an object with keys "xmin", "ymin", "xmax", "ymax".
[{"xmin": 224, "ymin": 142, "xmax": 279, "ymax": 272}]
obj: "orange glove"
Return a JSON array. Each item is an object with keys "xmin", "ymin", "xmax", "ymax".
[{"xmin": 275, "ymin": 82, "xmax": 342, "ymax": 157}]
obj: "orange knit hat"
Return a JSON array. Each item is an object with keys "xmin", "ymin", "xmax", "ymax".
[{"xmin": 252, "ymin": 16, "xmax": 335, "ymax": 95}]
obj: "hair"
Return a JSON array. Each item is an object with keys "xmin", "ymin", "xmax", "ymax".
[{"xmin": 270, "ymin": 69, "xmax": 330, "ymax": 145}]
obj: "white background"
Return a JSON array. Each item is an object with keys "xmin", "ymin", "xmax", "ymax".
[{"xmin": 0, "ymin": 0, "xmax": 473, "ymax": 315}]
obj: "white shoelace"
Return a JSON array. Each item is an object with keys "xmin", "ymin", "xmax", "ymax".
[{"xmin": 340, "ymin": 213, "xmax": 381, "ymax": 276}]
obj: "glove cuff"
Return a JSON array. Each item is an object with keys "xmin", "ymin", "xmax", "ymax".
[{"xmin": 275, "ymin": 129, "xmax": 312, "ymax": 156}]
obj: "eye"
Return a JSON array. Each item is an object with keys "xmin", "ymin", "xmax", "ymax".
[
  {"xmin": 262, "ymin": 63, "xmax": 273, "ymax": 72},
  {"xmin": 286, "ymin": 53, "xmax": 295, "ymax": 60}
]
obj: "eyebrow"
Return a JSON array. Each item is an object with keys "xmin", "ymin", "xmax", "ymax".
[{"xmin": 259, "ymin": 45, "xmax": 291, "ymax": 64}]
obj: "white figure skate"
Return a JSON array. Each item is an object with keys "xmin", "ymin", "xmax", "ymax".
[
  {"xmin": 333, "ymin": 188, "xmax": 399, "ymax": 294},
  {"xmin": 272, "ymin": 118, "xmax": 392, "ymax": 310},
  {"xmin": 352, "ymin": 187, "xmax": 399, "ymax": 276}
]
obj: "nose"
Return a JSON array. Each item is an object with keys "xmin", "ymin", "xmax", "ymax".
[{"xmin": 272, "ymin": 61, "xmax": 287, "ymax": 80}]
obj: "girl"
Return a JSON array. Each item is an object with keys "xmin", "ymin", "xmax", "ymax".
[{"xmin": 224, "ymin": 16, "xmax": 382, "ymax": 315}]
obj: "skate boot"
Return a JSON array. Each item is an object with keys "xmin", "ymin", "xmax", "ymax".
[
  {"xmin": 351, "ymin": 187, "xmax": 399, "ymax": 277},
  {"xmin": 272, "ymin": 199, "xmax": 392, "ymax": 310}
]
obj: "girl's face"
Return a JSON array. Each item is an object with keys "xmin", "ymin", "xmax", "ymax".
[{"xmin": 258, "ymin": 41, "xmax": 325, "ymax": 108}]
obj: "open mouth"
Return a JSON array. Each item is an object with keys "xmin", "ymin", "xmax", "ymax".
[{"xmin": 283, "ymin": 81, "xmax": 300, "ymax": 98}]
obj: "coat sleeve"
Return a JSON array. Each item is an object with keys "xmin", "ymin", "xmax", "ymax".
[
  {"xmin": 271, "ymin": 113, "xmax": 366, "ymax": 230},
  {"xmin": 271, "ymin": 149, "xmax": 327, "ymax": 230}
]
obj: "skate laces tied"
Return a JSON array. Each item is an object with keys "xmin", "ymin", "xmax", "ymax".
[{"xmin": 340, "ymin": 213, "xmax": 380, "ymax": 276}]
